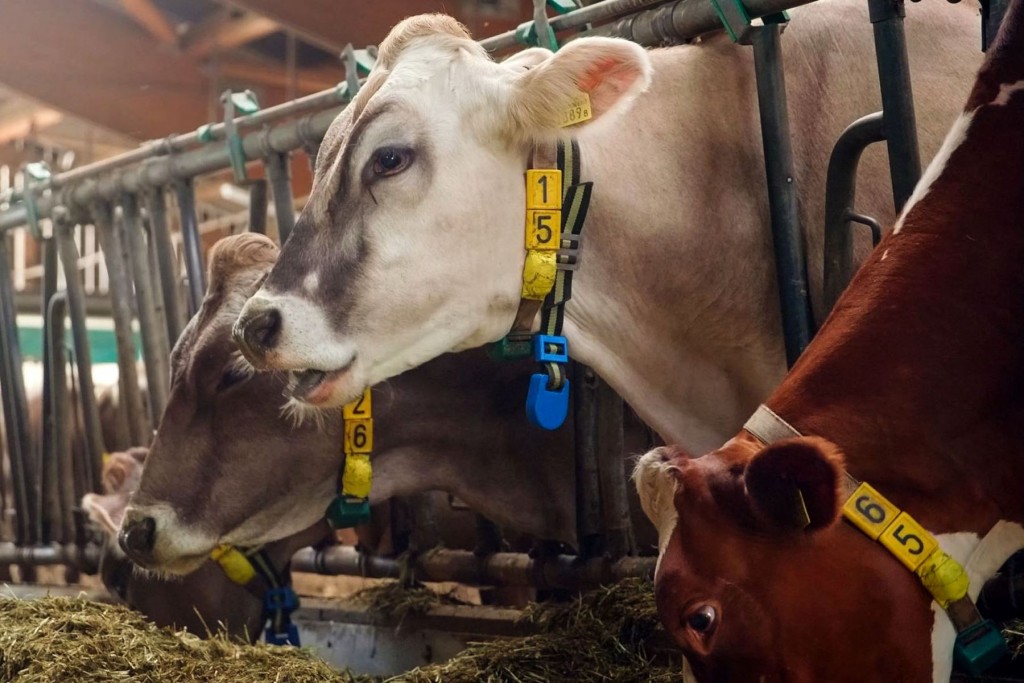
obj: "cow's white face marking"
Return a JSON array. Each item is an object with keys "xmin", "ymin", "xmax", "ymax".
[
  {"xmin": 633, "ymin": 448, "xmax": 682, "ymax": 574},
  {"xmin": 302, "ymin": 272, "xmax": 319, "ymax": 295},
  {"xmin": 244, "ymin": 23, "xmax": 652, "ymax": 408},
  {"xmin": 893, "ymin": 110, "xmax": 974, "ymax": 234}
]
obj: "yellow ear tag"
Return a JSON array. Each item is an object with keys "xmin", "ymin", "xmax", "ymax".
[
  {"xmin": 559, "ymin": 91, "xmax": 593, "ymax": 128},
  {"xmin": 209, "ymin": 544, "xmax": 256, "ymax": 585}
]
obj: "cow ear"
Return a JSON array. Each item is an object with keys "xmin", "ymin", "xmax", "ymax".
[
  {"xmin": 508, "ymin": 37, "xmax": 651, "ymax": 142},
  {"xmin": 744, "ymin": 436, "xmax": 845, "ymax": 533},
  {"xmin": 206, "ymin": 233, "xmax": 279, "ymax": 300},
  {"xmin": 81, "ymin": 492, "xmax": 130, "ymax": 536}
]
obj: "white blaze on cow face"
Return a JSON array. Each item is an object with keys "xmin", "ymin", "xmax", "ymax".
[
  {"xmin": 633, "ymin": 447, "xmax": 682, "ymax": 575},
  {"xmin": 238, "ymin": 15, "xmax": 652, "ymax": 408}
]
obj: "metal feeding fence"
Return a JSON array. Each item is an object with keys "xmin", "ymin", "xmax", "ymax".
[{"xmin": 0, "ymin": 0, "xmax": 1009, "ymax": 592}]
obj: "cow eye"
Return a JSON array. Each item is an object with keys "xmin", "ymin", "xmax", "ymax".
[
  {"xmin": 216, "ymin": 367, "xmax": 249, "ymax": 393},
  {"xmin": 373, "ymin": 147, "xmax": 412, "ymax": 176},
  {"xmin": 686, "ymin": 605, "xmax": 717, "ymax": 633}
]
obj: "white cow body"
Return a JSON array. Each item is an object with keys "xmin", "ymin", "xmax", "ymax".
[{"xmin": 237, "ymin": 0, "xmax": 981, "ymax": 455}]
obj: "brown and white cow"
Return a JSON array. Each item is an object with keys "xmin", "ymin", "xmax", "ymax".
[
  {"xmin": 234, "ymin": 0, "xmax": 981, "ymax": 455},
  {"xmin": 120, "ymin": 233, "xmax": 654, "ymax": 573},
  {"xmin": 634, "ymin": 7, "xmax": 1024, "ymax": 680}
]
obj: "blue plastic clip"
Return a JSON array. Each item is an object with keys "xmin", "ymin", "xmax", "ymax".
[
  {"xmin": 263, "ymin": 586, "xmax": 299, "ymax": 614},
  {"xmin": 325, "ymin": 495, "xmax": 371, "ymax": 529},
  {"xmin": 534, "ymin": 334, "xmax": 569, "ymax": 364},
  {"xmin": 265, "ymin": 623, "xmax": 300, "ymax": 647},
  {"xmin": 953, "ymin": 619, "xmax": 1007, "ymax": 675},
  {"xmin": 526, "ymin": 373, "xmax": 570, "ymax": 430}
]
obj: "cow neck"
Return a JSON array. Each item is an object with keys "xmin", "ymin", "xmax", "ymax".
[
  {"xmin": 497, "ymin": 139, "xmax": 592, "ymax": 431},
  {"xmin": 208, "ymin": 544, "xmax": 300, "ymax": 646},
  {"xmin": 743, "ymin": 404, "xmax": 1008, "ymax": 675}
]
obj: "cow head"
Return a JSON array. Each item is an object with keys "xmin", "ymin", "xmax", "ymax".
[
  {"xmin": 233, "ymin": 14, "xmax": 652, "ymax": 407},
  {"xmin": 120, "ymin": 234, "xmax": 340, "ymax": 575},
  {"xmin": 634, "ymin": 435, "xmax": 935, "ymax": 682}
]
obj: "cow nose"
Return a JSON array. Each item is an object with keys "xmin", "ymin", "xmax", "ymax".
[
  {"xmin": 233, "ymin": 304, "xmax": 282, "ymax": 366},
  {"xmin": 119, "ymin": 515, "xmax": 156, "ymax": 563}
]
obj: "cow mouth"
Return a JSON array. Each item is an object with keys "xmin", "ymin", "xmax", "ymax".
[{"xmin": 290, "ymin": 360, "xmax": 355, "ymax": 405}]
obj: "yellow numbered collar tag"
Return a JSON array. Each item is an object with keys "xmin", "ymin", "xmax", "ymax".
[{"xmin": 327, "ymin": 388, "xmax": 374, "ymax": 529}]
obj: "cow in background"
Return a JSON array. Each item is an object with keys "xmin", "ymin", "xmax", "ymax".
[
  {"xmin": 635, "ymin": 6, "xmax": 1024, "ymax": 680},
  {"xmin": 118, "ymin": 234, "xmax": 655, "ymax": 575}
]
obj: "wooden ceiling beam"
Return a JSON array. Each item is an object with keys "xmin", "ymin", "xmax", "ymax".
[
  {"xmin": 184, "ymin": 12, "xmax": 280, "ymax": 58},
  {"xmin": 119, "ymin": 0, "xmax": 179, "ymax": 46},
  {"xmin": 215, "ymin": 58, "xmax": 342, "ymax": 95}
]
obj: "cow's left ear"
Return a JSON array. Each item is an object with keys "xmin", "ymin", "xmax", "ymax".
[
  {"xmin": 507, "ymin": 37, "xmax": 652, "ymax": 142},
  {"xmin": 744, "ymin": 436, "xmax": 845, "ymax": 533}
]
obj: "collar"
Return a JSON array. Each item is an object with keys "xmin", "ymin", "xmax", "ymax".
[
  {"xmin": 325, "ymin": 387, "xmax": 373, "ymax": 529},
  {"xmin": 209, "ymin": 544, "xmax": 300, "ymax": 646},
  {"xmin": 742, "ymin": 405, "xmax": 1007, "ymax": 675}
]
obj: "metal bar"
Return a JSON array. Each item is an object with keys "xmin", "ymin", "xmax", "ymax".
[
  {"xmin": 44, "ymin": 292, "xmax": 69, "ymax": 544},
  {"xmin": 291, "ymin": 547, "xmax": 655, "ymax": 590},
  {"xmin": 122, "ymin": 195, "xmax": 169, "ymax": 420},
  {"xmin": 144, "ymin": 189, "xmax": 185, "ymax": 343},
  {"xmin": 586, "ymin": 0, "xmax": 815, "ymax": 44},
  {"xmin": 868, "ymin": 0, "xmax": 921, "ymax": 212},
  {"xmin": 92, "ymin": 203, "xmax": 149, "ymax": 446},
  {"xmin": 56, "ymin": 217, "xmax": 105, "ymax": 490},
  {"xmin": 142, "ymin": 210, "xmax": 171, "ymax": 362},
  {"xmin": 480, "ymin": 0, "xmax": 677, "ymax": 51},
  {"xmin": 0, "ymin": 236, "xmax": 34, "ymax": 545},
  {"xmin": 0, "ymin": 542, "xmax": 100, "ymax": 567},
  {"xmin": 822, "ymin": 112, "xmax": 886, "ymax": 314},
  {"xmin": 0, "ymin": 106, "xmax": 342, "ymax": 234},
  {"xmin": 596, "ymin": 378, "xmax": 633, "ymax": 558},
  {"xmin": 247, "ymin": 179, "xmax": 269, "ymax": 236},
  {"xmin": 750, "ymin": 23, "xmax": 812, "ymax": 366},
  {"xmin": 174, "ymin": 180, "xmax": 207, "ymax": 311},
  {"xmin": 38, "ymin": 239, "xmax": 59, "ymax": 545},
  {"xmin": 265, "ymin": 152, "xmax": 296, "ymax": 244},
  {"xmin": 573, "ymin": 364, "xmax": 604, "ymax": 558}
]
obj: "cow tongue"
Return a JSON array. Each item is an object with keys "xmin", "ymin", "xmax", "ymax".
[{"xmin": 291, "ymin": 369, "xmax": 327, "ymax": 399}]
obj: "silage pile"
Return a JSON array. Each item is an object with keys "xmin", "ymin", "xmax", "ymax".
[{"xmin": 0, "ymin": 596, "xmax": 369, "ymax": 683}]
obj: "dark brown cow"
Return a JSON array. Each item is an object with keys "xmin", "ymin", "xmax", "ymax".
[
  {"xmin": 119, "ymin": 233, "xmax": 654, "ymax": 574},
  {"xmin": 634, "ymin": 9, "xmax": 1024, "ymax": 682}
]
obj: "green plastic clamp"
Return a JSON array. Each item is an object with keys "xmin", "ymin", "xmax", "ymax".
[
  {"xmin": 219, "ymin": 89, "xmax": 260, "ymax": 184},
  {"xmin": 325, "ymin": 495, "xmax": 371, "ymax": 529},
  {"xmin": 21, "ymin": 162, "xmax": 51, "ymax": 240},
  {"xmin": 488, "ymin": 333, "xmax": 534, "ymax": 361},
  {"xmin": 953, "ymin": 619, "xmax": 1008, "ymax": 676}
]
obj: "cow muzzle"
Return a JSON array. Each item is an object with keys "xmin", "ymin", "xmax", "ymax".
[
  {"xmin": 118, "ymin": 514, "xmax": 156, "ymax": 565},
  {"xmin": 233, "ymin": 297, "xmax": 282, "ymax": 367}
]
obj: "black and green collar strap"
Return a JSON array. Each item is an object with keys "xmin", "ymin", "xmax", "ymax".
[{"xmin": 743, "ymin": 405, "xmax": 1007, "ymax": 676}]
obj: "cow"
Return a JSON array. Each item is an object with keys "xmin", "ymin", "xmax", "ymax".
[
  {"xmin": 233, "ymin": 0, "xmax": 982, "ymax": 456},
  {"xmin": 83, "ymin": 447, "xmax": 327, "ymax": 639},
  {"xmin": 119, "ymin": 233, "xmax": 655, "ymax": 574},
  {"xmin": 633, "ymin": 6, "xmax": 1024, "ymax": 680}
]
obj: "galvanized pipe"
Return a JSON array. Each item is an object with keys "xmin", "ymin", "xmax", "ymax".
[
  {"xmin": 868, "ymin": 0, "xmax": 921, "ymax": 212},
  {"xmin": 43, "ymin": 292, "xmax": 68, "ymax": 544},
  {"xmin": 92, "ymin": 203, "xmax": 149, "ymax": 447},
  {"xmin": 0, "ymin": 542, "xmax": 100, "ymax": 568},
  {"xmin": 122, "ymin": 195, "xmax": 169, "ymax": 420},
  {"xmin": 265, "ymin": 152, "xmax": 296, "ymax": 244},
  {"xmin": 56, "ymin": 218, "xmax": 105, "ymax": 491},
  {"xmin": 38, "ymin": 239, "xmax": 60, "ymax": 544},
  {"xmin": 596, "ymin": 378, "xmax": 633, "ymax": 558},
  {"xmin": 750, "ymin": 23, "xmax": 813, "ymax": 365},
  {"xmin": 822, "ymin": 113, "xmax": 886, "ymax": 314},
  {"xmin": 0, "ymin": 236, "xmax": 34, "ymax": 545},
  {"xmin": 174, "ymin": 181, "xmax": 206, "ymax": 313},
  {"xmin": 291, "ymin": 547, "xmax": 655, "ymax": 590},
  {"xmin": 573, "ymin": 364, "xmax": 604, "ymax": 558},
  {"xmin": 247, "ymin": 179, "xmax": 269, "ymax": 236},
  {"xmin": 587, "ymin": 0, "xmax": 815, "ymax": 43},
  {"xmin": 144, "ymin": 189, "xmax": 185, "ymax": 343}
]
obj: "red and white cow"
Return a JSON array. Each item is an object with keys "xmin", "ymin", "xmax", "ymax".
[{"xmin": 634, "ymin": 7, "xmax": 1024, "ymax": 681}]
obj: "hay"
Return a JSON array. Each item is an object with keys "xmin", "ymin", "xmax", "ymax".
[
  {"xmin": 388, "ymin": 577, "xmax": 684, "ymax": 683},
  {"xmin": 353, "ymin": 581, "xmax": 468, "ymax": 629},
  {"xmin": 0, "ymin": 595, "xmax": 371, "ymax": 683},
  {"xmin": 1004, "ymin": 619, "xmax": 1024, "ymax": 660}
]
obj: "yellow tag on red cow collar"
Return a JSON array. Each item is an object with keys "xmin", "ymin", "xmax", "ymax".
[
  {"xmin": 522, "ymin": 169, "xmax": 562, "ymax": 300},
  {"xmin": 559, "ymin": 91, "xmax": 593, "ymax": 128},
  {"xmin": 842, "ymin": 480, "xmax": 967, "ymax": 607}
]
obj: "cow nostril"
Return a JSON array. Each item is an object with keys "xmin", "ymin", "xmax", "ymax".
[
  {"xmin": 119, "ymin": 516, "xmax": 157, "ymax": 560},
  {"xmin": 236, "ymin": 307, "xmax": 282, "ymax": 358}
]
